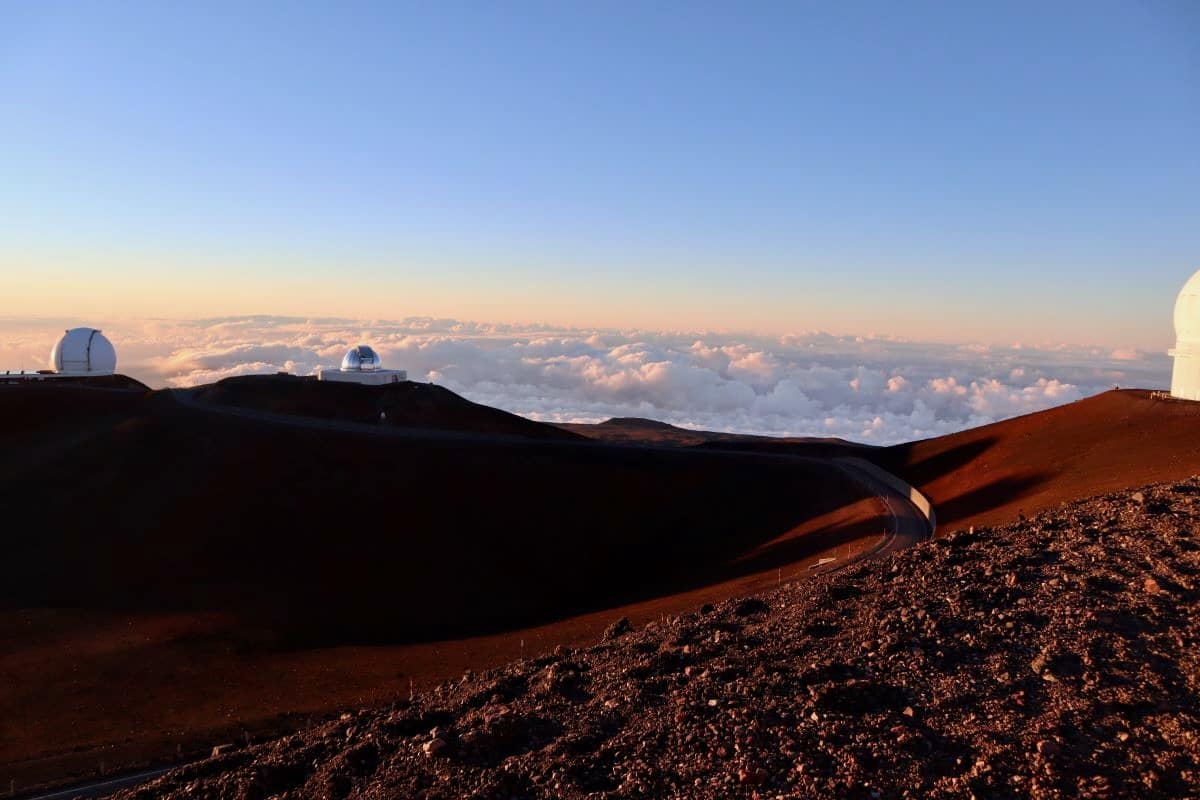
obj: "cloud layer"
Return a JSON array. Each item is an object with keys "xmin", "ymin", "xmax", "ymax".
[{"xmin": 0, "ymin": 316, "xmax": 1171, "ymax": 445}]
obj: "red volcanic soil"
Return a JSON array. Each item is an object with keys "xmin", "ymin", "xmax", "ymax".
[
  {"xmin": 604, "ymin": 390, "xmax": 1200, "ymax": 536},
  {"xmin": 876, "ymin": 390, "xmax": 1200, "ymax": 531},
  {"xmin": 0, "ymin": 381, "xmax": 884, "ymax": 793},
  {"xmin": 197, "ymin": 375, "xmax": 583, "ymax": 440},
  {"xmin": 117, "ymin": 478, "xmax": 1200, "ymax": 800}
]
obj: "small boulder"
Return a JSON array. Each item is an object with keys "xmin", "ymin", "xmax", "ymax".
[
  {"xmin": 1036, "ymin": 740, "xmax": 1061, "ymax": 756},
  {"xmin": 738, "ymin": 767, "xmax": 767, "ymax": 785},
  {"xmin": 733, "ymin": 598, "xmax": 770, "ymax": 617},
  {"xmin": 603, "ymin": 617, "xmax": 633, "ymax": 640}
]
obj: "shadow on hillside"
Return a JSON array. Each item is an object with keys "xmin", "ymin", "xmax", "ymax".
[
  {"xmin": 873, "ymin": 436, "xmax": 1053, "ymax": 530},
  {"xmin": 878, "ymin": 436, "xmax": 997, "ymax": 484},
  {"xmin": 1, "ymin": 396, "xmax": 902, "ymax": 649},
  {"xmin": 3, "ymin": 382, "xmax": 1067, "ymax": 650},
  {"xmin": 725, "ymin": 509, "xmax": 887, "ymax": 577},
  {"xmin": 932, "ymin": 472, "xmax": 1052, "ymax": 530}
]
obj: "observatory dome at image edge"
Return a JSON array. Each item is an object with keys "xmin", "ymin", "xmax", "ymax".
[
  {"xmin": 1171, "ymin": 269, "xmax": 1200, "ymax": 401},
  {"xmin": 341, "ymin": 345, "xmax": 382, "ymax": 372},
  {"xmin": 50, "ymin": 328, "xmax": 117, "ymax": 375}
]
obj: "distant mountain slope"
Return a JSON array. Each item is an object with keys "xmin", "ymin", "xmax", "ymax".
[
  {"xmin": 560, "ymin": 416, "xmax": 866, "ymax": 451},
  {"xmin": 571, "ymin": 391, "xmax": 1200, "ymax": 535},
  {"xmin": 197, "ymin": 375, "xmax": 583, "ymax": 441},
  {"xmin": 877, "ymin": 389, "xmax": 1200, "ymax": 531}
]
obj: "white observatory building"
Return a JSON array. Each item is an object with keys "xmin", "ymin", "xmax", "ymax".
[
  {"xmin": 317, "ymin": 345, "xmax": 407, "ymax": 386},
  {"xmin": 51, "ymin": 328, "xmax": 118, "ymax": 375},
  {"xmin": 1170, "ymin": 269, "xmax": 1200, "ymax": 401},
  {"xmin": 2, "ymin": 327, "xmax": 117, "ymax": 382}
]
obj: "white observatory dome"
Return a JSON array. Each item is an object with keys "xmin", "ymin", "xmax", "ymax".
[
  {"xmin": 50, "ymin": 328, "xmax": 117, "ymax": 376},
  {"xmin": 1174, "ymin": 269, "xmax": 1200, "ymax": 345},
  {"xmin": 341, "ymin": 345, "xmax": 382, "ymax": 372},
  {"xmin": 1170, "ymin": 269, "xmax": 1200, "ymax": 401}
]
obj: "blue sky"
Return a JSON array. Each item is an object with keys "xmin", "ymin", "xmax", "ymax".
[{"xmin": 2, "ymin": 1, "xmax": 1198, "ymax": 347}]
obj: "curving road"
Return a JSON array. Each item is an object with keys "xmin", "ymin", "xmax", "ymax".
[{"xmin": 832, "ymin": 458, "xmax": 933, "ymax": 566}]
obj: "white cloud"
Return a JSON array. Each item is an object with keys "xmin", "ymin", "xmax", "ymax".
[{"xmin": 0, "ymin": 316, "xmax": 1173, "ymax": 445}]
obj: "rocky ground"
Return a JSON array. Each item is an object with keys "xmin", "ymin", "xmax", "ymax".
[{"xmin": 115, "ymin": 480, "xmax": 1200, "ymax": 799}]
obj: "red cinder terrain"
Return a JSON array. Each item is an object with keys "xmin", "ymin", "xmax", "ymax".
[
  {"xmin": 8, "ymin": 383, "xmax": 1200, "ymax": 797},
  {"xmin": 573, "ymin": 391, "xmax": 1200, "ymax": 535},
  {"xmin": 877, "ymin": 390, "xmax": 1200, "ymax": 531},
  {"xmin": 0, "ymin": 378, "xmax": 886, "ymax": 794},
  {"xmin": 114, "ymin": 479, "xmax": 1200, "ymax": 800}
]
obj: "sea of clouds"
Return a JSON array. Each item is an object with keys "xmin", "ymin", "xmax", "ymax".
[{"xmin": 0, "ymin": 316, "xmax": 1171, "ymax": 445}]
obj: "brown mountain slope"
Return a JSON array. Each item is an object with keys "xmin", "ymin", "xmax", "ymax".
[
  {"xmin": 560, "ymin": 416, "xmax": 866, "ymax": 450},
  {"xmin": 1, "ymin": 393, "xmax": 860, "ymax": 638},
  {"xmin": 0, "ymin": 382, "xmax": 884, "ymax": 793},
  {"xmin": 561, "ymin": 391, "xmax": 1200, "ymax": 536},
  {"xmin": 876, "ymin": 390, "xmax": 1200, "ymax": 531},
  {"xmin": 196, "ymin": 374, "xmax": 583, "ymax": 440}
]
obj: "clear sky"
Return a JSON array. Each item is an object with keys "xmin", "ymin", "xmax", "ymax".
[{"xmin": 2, "ymin": 1, "xmax": 1197, "ymax": 348}]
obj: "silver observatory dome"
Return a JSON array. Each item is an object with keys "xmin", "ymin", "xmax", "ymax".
[
  {"xmin": 341, "ymin": 345, "xmax": 382, "ymax": 372},
  {"xmin": 50, "ymin": 328, "xmax": 117, "ymax": 375}
]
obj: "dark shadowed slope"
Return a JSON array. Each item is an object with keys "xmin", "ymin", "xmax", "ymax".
[
  {"xmin": 1, "ymin": 388, "xmax": 859, "ymax": 640},
  {"xmin": 0, "ymin": 380, "xmax": 889, "ymax": 794}
]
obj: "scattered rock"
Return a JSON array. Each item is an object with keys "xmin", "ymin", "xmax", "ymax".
[
  {"xmin": 1036, "ymin": 739, "xmax": 1061, "ymax": 756},
  {"xmin": 421, "ymin": 738, "xmax": 447, "ymax": 757},
  {"xmin": 738, "ymin": 766, "xmax": 767, "ymax": 785},
  {"xmin": 602, "ymin": 617, "xmax": 633, "ymax": 640},
  {"xmin": 733, "ymin": 598, "xmax": 770, "ymax": 617}
]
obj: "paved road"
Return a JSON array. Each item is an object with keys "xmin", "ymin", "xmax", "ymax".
[
  {"xmin": 18, "ymin": 767, "xmax": 175, "ymax": 800},
  {"xmin": 21, "ymin": 392, "xmax": 933, "ymax": 800},
  {"xmin": 832, "ymin": 459, "xmax": 933, "ymax": 563}
]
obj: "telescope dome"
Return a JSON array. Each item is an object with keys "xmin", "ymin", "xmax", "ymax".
[
  {"xmin": 50, "ymin": 328, "xmax": 117, "ymax": 375},
  {"xmin": 341, "ymin": 345, "xmax": 382, "ymax": 372},
  {"xmin": 1170, "ymin": 269, "xmax": 1200, "ymax": 401},
  {"xmin": 1174, "ymin": 269, "xmax": 1200, "ymax": 345}
]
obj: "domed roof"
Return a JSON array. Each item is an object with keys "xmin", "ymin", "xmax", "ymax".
[
  {"xmin": 50, "ymin": 328, "xmax": 117, "ymax": 375},
  {"xmin": 1174, "ymin": 269, "xmax": 1200, "ymax": 344},
  {"xmin": 341, "ymin": 345, "xmax": 382, "ymax": 372}
]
